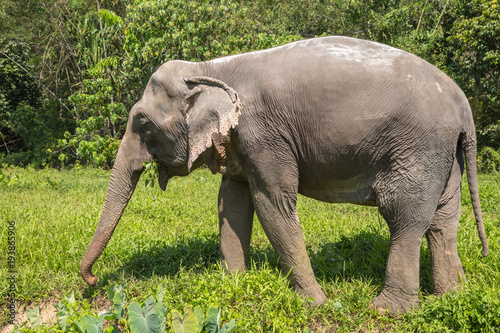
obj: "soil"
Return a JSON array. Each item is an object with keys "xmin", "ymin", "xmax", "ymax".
[{"xmin": 0, "ymin": 296, "xmax": 112, "ymax": 333}]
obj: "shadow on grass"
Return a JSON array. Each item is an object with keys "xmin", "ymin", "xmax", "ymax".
[
  {"xmin": 310, "ymin": 230, "xmax": 389, "ymax": 285},
  {"xmin": 91, "ymin": 229, "xmax": 433, "ymax": 295},
  {"xmin": 308, "ymin": 230, "xmax": 433, "ymax": 294}
]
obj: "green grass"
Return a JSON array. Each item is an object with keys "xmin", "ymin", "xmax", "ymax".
[{"xmin": 1, "ymin": 166, "xmax": 499, "ymax": 332}]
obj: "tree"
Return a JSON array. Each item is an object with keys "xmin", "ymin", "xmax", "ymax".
[{"xmin": 446, "ymin": 0, "xmax": 500, "ymax": 128}]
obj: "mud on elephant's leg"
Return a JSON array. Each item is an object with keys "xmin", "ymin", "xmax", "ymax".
[
  {"xmin": 218, "ymin": 175, "xmax": 254, "ymax": 272},
  {"xmin": 426, "ymin": 163, "xmax": 466, "ymax": 295}
]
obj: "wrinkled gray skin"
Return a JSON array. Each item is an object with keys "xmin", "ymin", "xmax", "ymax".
[{"xmin": 81, "ymin": 36, "xmax": 489, "ymax": 315}]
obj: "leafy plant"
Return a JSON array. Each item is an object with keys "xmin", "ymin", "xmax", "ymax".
[
  {"xmin": 478, "ymin": 146, "xmax": 500, "ymax": 174},
  {"xmin": 171, "ymin": 307, "xmax": 200, "ymax": 333},
  {"xmin": 74, "ymin": 314, "xmax": 106, "ymax": 333},
  {"xmin": 143, "ymin": 160, "xmax": 158, "ymax": 187},
  {"xmin": 106, "ymin": 282, "xmax": 128, "ymax": 321},
  {"xmin": 0, "ymin": 168, "xmax": 59, "ymax": 188},
  {"xmin": 128, "ymin": 297, "xmax": 163, "ymax": 333},
  {"xmin": 204, "ymin": 306, "xmax": 235, "ymax": 333},
  {"xmin": 442, "ymin": 0, "xmax": 500, "ymax": 128},
  {"xmin": 26, "ymin": 306, "xmax": 40, "ymax": 328}
]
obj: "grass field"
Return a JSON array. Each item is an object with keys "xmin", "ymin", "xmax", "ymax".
[{"xmin": 1, "ymin": 166, "xmax": 499, "ymax": 332}]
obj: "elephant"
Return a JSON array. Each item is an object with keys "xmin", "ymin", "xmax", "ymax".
[{"xmin": 80, "ymin": 36, "xmax": 489, "ymax": 315}]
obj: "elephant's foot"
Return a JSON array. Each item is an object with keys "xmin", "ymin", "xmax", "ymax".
[
  {"xmin": 221, "ymin": 258, "xmax": 246, "ymax": 274},
  {"xmin": 370, "ymin": 287, "xmax": 419, "ymax": 316},
  {"xmin": 294, "ymin": 282, "xmax": 327, "ymax": 307}
]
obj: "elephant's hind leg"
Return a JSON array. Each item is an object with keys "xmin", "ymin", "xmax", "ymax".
[
  {"xmin": 370, "ymin": 220, "xmax": 427, "ymax": 315},
  {"xmin": 426, "ymin": 157, "xmax": 465, "ymax": 295},
  {"xmin": 372, "ymin": 174, "xmax": 442, "ymax": 315},
  {"xmin": 218, "ymin": 175, "xmax": 255, "ymax": 272}
]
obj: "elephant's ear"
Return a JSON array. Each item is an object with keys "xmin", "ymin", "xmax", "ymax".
[{"xmin": 184, "ymin": 76, "xmax": 241, "ymax": 171}]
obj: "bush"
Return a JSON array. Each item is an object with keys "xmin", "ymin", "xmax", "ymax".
[
  {"xmin": 478, "ymin": 146, "xmax": 500, "ymax": 174},
  {"xmin": 123, "ymin": 0, "xmax": 302, "ymax": 89},
  {"xmin": 478, "ymin": 120, "xmax": 500, "ymax": 150}
]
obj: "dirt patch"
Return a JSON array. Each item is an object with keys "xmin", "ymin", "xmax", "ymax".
[{"xmin": 0, "ymin": 297, "xmax": 112, "ymax": 333}]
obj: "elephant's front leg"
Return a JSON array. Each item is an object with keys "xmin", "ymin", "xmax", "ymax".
[
  {"xmin": 218, "ymin": 175, "xmax": 254, "ymax": 272},
  {"xmin": 246, "ymin": 155, "xmax": 327, "ymax": 307}
]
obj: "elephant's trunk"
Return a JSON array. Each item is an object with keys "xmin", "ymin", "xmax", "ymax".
[{"xmin": 80, "ymin": 133, "xmax": 151, "ymax": 285}]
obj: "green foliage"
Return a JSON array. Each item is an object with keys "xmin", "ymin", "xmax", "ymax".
[
  {"xmin": 405, "ymin": 283, "xmax": 500, "ymax": 332},
  {"xmin": 0, "ymin": 167, "xmax": 59, "ymax": 188},
  {"xmin": 52, "ymin": 6, "xmax": 127, "ymax": 168},
  {"xmin": 128, "ymin": 297, "xmax": 164, "ymax": 333},
  {"xmin": 74, "ymin": 314, "xmax": 106, "ymax": 333},
  {"xmin": 203, "ymin": 306, "xmax": 235, "ymax": 333},
  {"xmin": 171, "ymin": 307, "xmax": 199, "ymax": 333},
  {"xmin": 445, "ymin": 0, "xmax": 500, "ymax": 128},
  {"xmin": 127, "ymin": 286, "xmax": 169, "ymax": 333},
  {"xmin": 13, "ymin": 282, "xmax": 235, "ymax": 333},
  {"xmin": 123, "ymin": 0, "xmax": 301, "ymax": 88},
  {"xmin": 478, "ymin": 120, "xmax": 500, "ymax": 150},
  {"xmin": 56, "ymin": 78, "xmax": 124, "ymax": 168},
  {"xmin": 368, "ymin": 0, "xmax": 448, "ymax": 58},
  {"xmin": 26, "ymin": 307, "xmax": 40, "ymax": 328},
  {"xmin": 0, "ymin": 38, "xmax": 69, "ymax": 167},
  {"xmin": 478, "ymin": 146, "xmax": 500, "ymax": 173},
  {"xmin": 143, "ymin": 161, "xmax": 158, "ymax": 187},
  {"xmin": 107, "ymin": 282, "xmax": 127, "ymax": 320}
]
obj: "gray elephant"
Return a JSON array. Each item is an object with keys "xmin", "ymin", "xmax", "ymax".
[{"xmin": 80, "ymin": 36, "xmax": 488, "ymax": 315}]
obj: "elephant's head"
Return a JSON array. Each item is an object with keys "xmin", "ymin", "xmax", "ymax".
[{"xmin": 80, "ymin": 61, "xmax": 241, "ymax": 285}]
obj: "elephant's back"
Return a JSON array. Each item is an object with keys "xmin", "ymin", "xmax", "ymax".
[{"xmin": 205, "ymin": 36, "xmax": 472, "ymax": 192}]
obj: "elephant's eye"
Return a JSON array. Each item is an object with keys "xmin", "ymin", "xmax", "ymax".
[{"xmin": 138, "ymin": 118, "xmax": 154, "ymax": 139}]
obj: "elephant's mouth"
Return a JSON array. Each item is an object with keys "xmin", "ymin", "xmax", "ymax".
[
  {"xmin": 155, "ymin": 156, "xmax": 193, "ymax": 190},
  {"xmin": 158, "ymin": 157, "xmax": 189, "ymax": 176},
  {"xmin": 157, "ymin": 160, "xmax": 170, "ymax": 191}
]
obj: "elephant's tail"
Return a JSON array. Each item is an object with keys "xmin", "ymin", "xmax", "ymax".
[{"xmin": 461, "ymin": 131, "xmax": 489, "ymax": 257}]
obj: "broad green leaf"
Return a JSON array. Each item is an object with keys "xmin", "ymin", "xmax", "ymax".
[
  {"xmin": 104, "ymin": 312, "xmax": 118, "ymax": 321},
  {"xmin": 107, "ymin": 283, "xmax": 126, "ymax": 320},
  {"xmin": 74, "ymin": 315, "xmax": 102, "ymax": 333},
  {"xmin": 303, "ymin": 328, "xmax": 312, "ymax": 333},
  {"xmin": 220, "ymin": 319, "xmax": 235, "ymax": 333},
  {"xmin": 74, "ymin": 318, "xmax": 85, "ymax": 333},
  {"xmin": 113, "ymin": 291, "xmax": 125, "ymax": 320},
  {"xmin": 106, "ymin": 284, "xmax": 117, "ymax": 301},
  {"xmin": 106, "ymin": 282, "xmax": 126, "ymax": 302},
  {"xmin": 155, "ymin": 287, "xmax": 168, "ymax": 333},
  {"xmin": 157, "ymin": 285, "xmax": 164, "ymax": 305},
  {"xmin": 96, "ymin": 313, "xmax": 106, "ymax": 332},
  {"xmin": 54, "ymin": 301, "xmax": 68, "ymax": 331},
  {"xmin": 194, "ymin": 306, "xmax": 204, "ymax": 333},
  {"xmin": 26, "ymin": 306, "xmax": 40, "ymax": 328},
  {"xmin": 66, "ymin": 292, "xmax": 76, "ymax": 304},
  {"xmin": 205, "ymin": 306, "xmax": 220, "ymax": 333},
  {"xmin": 128, "ymin": 301, "xmax": 161, "ymax": 333},
  {"xmin": 172, "ymin": 307, "xmax": 199, "ymax": 333}
]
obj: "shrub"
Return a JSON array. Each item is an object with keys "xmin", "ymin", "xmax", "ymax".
[{"xmin": 478, "ymin": 146, "xmax": 500, "ymax": 174}]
